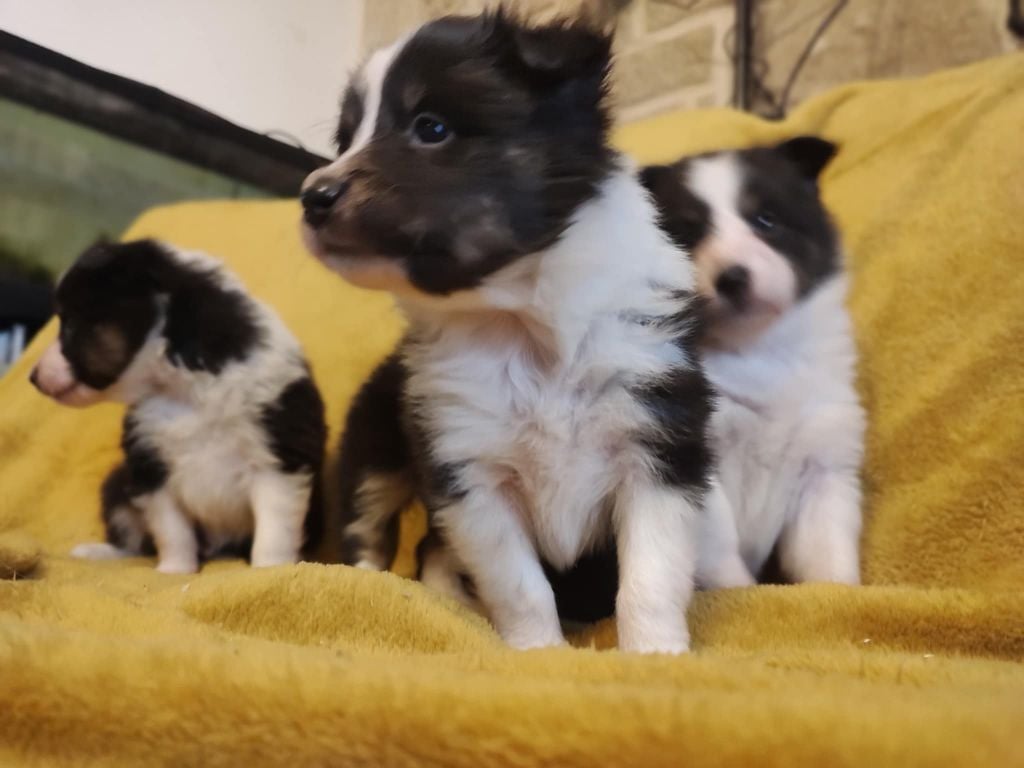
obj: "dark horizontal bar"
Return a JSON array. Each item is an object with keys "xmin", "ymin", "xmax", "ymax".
[{"xmin": 0, "ymin": 30, "xmax": 331, "ymax": 196}]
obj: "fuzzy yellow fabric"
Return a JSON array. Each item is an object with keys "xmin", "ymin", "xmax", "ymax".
[{"xmin": 2, "ymin": 54, "xmax": 1024, "ymax": 766}]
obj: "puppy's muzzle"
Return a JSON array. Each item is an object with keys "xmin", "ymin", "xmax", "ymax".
[{"xmin": 300, "ymin": 179, "xmax": 350, "ymax": 228}]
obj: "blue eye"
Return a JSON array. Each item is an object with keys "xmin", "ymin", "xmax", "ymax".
[
  {"xmin": 412, "ymin": 114, "xmax": 450, "ymax": 145},
  {"xmin": 752, "ymin": 210, "xmax": 777, "ymax": 231}
]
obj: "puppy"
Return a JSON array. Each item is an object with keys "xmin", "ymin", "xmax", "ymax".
[
  {"xmin": 301, "ymin": 12, "xmax": 715, "ymax": 653},
  {"xmin": 30, "ymin": 239, "xmax": 326, "ymax": 573},
  {"xmin": 641, "ymin": 137, "xmax": 864, "ymax": 585}
]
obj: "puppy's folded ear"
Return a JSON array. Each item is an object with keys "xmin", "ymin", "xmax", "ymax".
[
  {"xmin": 485, "ymin": 8, "xmax": 612, "ymax": 84},
  {"xmin": 775, "ymin": 136, "xmax": 838, "ymax": 181},
  {"xmin": 143, "ymin": 245, "xmax": 260, "ymax": 374},
  {"xmin": 638, "ymin": 165, "xmax": 676, "ymax": 204}
]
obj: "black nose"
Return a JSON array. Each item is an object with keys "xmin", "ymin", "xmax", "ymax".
[
  {"xmin": 300, "ymin": 181, "xmax": 348, "ymax": 227},
  {"xmin": 714, "ymin": 265, "xmax": 751, "ymax": 307}
]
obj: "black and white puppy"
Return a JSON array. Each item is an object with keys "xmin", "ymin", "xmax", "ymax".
[
  {"xmin": 641, "ymin": 137, "xmax": 864, "ymax": 586},
  {"xmin": 30, "ymin": 240, "xmax": 326, "ymax": 573},
  {"xmin": 301, "ymin": 12, "xmax": 715, "ymax": 653}
]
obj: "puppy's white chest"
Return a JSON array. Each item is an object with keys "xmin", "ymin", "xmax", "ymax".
[
  {"xmin": 416, "ymin": 330, "xmax": 644, "ymax": 567},
  {"xmin": 137, "ymin": 399, "xmax": 268, "ymax": 536}
]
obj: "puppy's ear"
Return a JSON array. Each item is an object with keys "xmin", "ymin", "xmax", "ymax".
[
  {"xmin": 638, "ymin": 164, "xmax": 676, "ymax": 205},
  {"xmin": 74, "ymin": 238, "xmax": 118, "ymax": 271},
  {"xmin": 143, "ymin": 244, "xmax": 260, "ymax": 374},
  {"xmin": 775, "ymin": 136, "xmax": 838, "ymax": 181},
  {"xmin": 486, "ymin": 8, "xmax": 612, "ymax": 84}
]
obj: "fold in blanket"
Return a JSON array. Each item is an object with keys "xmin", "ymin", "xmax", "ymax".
[{"xmin": 1, "ymin": 54, "xmax": 1023, "ymax": 766}]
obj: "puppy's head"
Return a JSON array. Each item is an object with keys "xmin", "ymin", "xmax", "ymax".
[
  {"xmin": 300, "ymin": 11, "xmax": 614, "ymax": 297},
  {"xmin": 641, "ymin": 136, "xmax": 839, "ymax": 349},
  {"xmin": 30, "ymin": 240, "xmax": 258, "ymax": 406}
]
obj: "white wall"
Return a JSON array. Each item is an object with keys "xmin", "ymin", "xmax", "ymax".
[{"xmin": 0, "ymin": 0, "xmax": 364, "ymax": 156}]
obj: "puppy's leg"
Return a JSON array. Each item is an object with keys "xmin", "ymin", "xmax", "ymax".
[
  {"xmin": 249, "ymin": 471, "xmax": 311, "ymax": 568},
  {"xmin": 777, "ymin": 468, "xmax": 861, "ymax": 584},
  {"xmin": 73, "ymin": 463, "xmax": 153, "ymax": 560},
  {"xmin": 614, "ymin": 482, "xmax": 699, "ymax": 654},
  {"xmin": 142, "ymin": 490, "xmax": 199, "ymax": 574},
  {"xmin": 696, "ymin": 477, "xmax": 755, "ymax": 589},
  {"xmin": 343, "ymin": 470, "xmax": 414, "ymax": 570},
  {"xmin": 438, "ymin": 488, "xmax": 563, "ymax": 649},
  {"xmin": 417, "ymin": 529, "xmax": 486, "ymax": 616},
  {"xmin": 337, "ymin": 354, "xmax": 414, "ymax": 570}
]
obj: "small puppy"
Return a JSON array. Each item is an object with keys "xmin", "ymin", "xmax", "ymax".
[
  {"xmin": 301, "ymin": 12, "xmax": 715, "ymax": 653},
  {"xmin": 30, "ymin": 239, "xmax": 326, "ymax": 573},
  {"xmin": 641, "ymin": 136, "xmax": 864, "ymax": 585}
]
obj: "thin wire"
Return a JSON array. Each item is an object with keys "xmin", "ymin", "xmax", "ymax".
[
  {"xmin": 261, "ymin": 129, "xmax": 313, "ymax": 153},
  {"xmin": 772, "ymin": 0, "xmax": 848, "ymax": 118}
]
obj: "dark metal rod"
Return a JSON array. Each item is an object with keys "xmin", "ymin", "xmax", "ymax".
[{"xmin": 733, "ymin": 0, "xmax": 754, "ymax": 110}]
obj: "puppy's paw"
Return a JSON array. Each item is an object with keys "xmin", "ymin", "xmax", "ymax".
[
  {"xmin": 619, "ymin": 635, "xmax": 690, "ymax": 655},
  {"xmin": 70, "ymin": 542, "xmax": 128, "ymax": 560},
  {"xmin": 616, "ymin": 615, "xmax": 691, "ymax": 655},
  {"xmin": 250, "ymin": 549, "xmax": 299, "ymax": 568},
  {"xmin": 156, "ymin": 557, "xmax": 199, "ymax": 574}
]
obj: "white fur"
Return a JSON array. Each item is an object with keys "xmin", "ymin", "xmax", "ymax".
[
  {"xmin": 682, "ymin": 153, "xmax": 864, "ymax": 586},
  {"xmin": 303, "ymin": 34, "xmax": 409, "ymax": 199},
  {"xmin": 399, "ymin": 165, "xmax": 702, "ymax": 652},
  {"xmin": 701, "ymin": 274, "xmax": 864, "ymax": 584},
  {"xmin": 687, "ymin": 156, "xmax": 799, "ymax": 349},
  {"xmin": 344, "ymin": 36, "xmax": 408, "ymax": 161},
  {"xmin": 66, "ymin": 247, "xmax": 316, "ymax": 571}
]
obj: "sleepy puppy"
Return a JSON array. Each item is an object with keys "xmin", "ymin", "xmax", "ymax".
[
  {"xmin": 641, "ymin": 137, "xmax": 865, "ymax": 585},
  {"xmin": 30, "ymin": 239, "xmax": 325, "ymax": 573},
  {"xmin": 301, "ymin": 12, "xmax": 715, "ymax": 653}
]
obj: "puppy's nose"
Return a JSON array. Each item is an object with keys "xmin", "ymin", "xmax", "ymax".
[
  {"xmin": 300, "ymin": 181, "xmax": 349, "ymax": 227},
  {"xmin": 714, "ymin": 265, "xmax": 751, "ymax": 307}
]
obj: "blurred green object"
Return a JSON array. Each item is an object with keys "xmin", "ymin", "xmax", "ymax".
[{"xmin": 0, "ymin": 97, "xmax": 271, "ymax": 278}]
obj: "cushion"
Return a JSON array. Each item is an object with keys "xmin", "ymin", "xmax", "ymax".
[{"xmin": 1, "ymin": 53, "xmax": 1022, "ymax": 766}]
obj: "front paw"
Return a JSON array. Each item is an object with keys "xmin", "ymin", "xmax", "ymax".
[
  {"xmin": 499, "ymin": 615, "xmax": 566, "ymax": 650},
  {"xmin": 618, "ymin": 634, "xmax": 690, "ymax": 655},
  {"xmin": 616, "ymin": 613, "xmax": 691, "ymax": 655},
  {"xmin": 156, "ymin": 557, "xmax": 199, "ymax": 574},
  {"xmin": 250, "ymin": 549, "xmax": 299, "ymax": 568}
]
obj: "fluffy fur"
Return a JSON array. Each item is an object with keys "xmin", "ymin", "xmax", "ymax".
[
  {"xmin": 642, "ymin": 137, "xmax": 864, "ymax": 585},
  {"xmin": 30, "ymin": 240, "xmax": 326, "ymax": 573},
  {"xmin": 302, "ymin": 12, "xmax": 715, "ymax": 653}
]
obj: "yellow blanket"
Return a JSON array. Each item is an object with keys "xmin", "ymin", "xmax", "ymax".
[{"xmin": 2, "ymin": 54, "xmax": 1023, "ymax": 766}]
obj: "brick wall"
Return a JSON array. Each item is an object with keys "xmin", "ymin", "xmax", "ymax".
[{"xmin": 360, "ymin": 0, "xmax": 1020, "ymax": 122}]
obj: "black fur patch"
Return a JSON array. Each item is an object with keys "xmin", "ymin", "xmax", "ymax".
[
  {"xmin": 639, "ymin": 161, "xmax": 710, "ymax": 253},
  {"xmin": 100, "ymin": 465, "xmax": 155, "ymax": 555},
  {"xmin": 120, "ymin": 412, "xmax": 170, "ymax": 495},
  {"xmin": 336, "ymin": 353, "xmax": 414, "ymax": 566},
  {"xmin": 260, "ymin": 373, "xmax": 327, "ymax": 474},
  {"xmin": 160, "ymin": 267, "xmax": 260, "ymax": 374},
  {"xmin": 98, "ymin": 411, "xmax": 168, "ymax": 554},
  {"xmin": 312, "ymin": 11, "xmax": 615, "ymax": 295},
  {"xmin": 545, "ymin": 543, "xmax": 618, "ymax": 623},
  {"xmin": 55, "ymin": 239, "xmax": 261, "ymax": 387},
  {"xmin": 735, "ymin": 140, "xmax": 839, "ymax": 296},
  {"xmin": 633, "ymin": 367, "xmax": 716, "ymax": 491},
  {"xmin": 259, "ymin": 372, "xmax": 327, "ymax": 555},
  {"xmin": 334, "ymin": 85, "xmax": 365, "ymax": 154}
]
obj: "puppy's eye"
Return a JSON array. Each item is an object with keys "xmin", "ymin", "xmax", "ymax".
[
  {"xmin": 752, "ymin": 210, "xmax": 778, "ymax": 231},
  {"xmin": 411, "ymin": 114, "xmax": 451, "ymax": 146}
]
